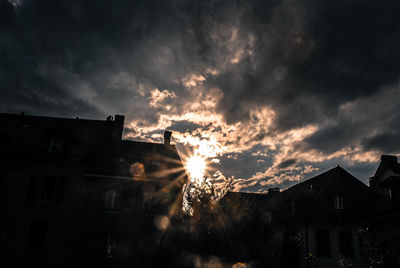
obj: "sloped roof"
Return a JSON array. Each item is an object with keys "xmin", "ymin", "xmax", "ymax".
[
  {"xmin": 373, "ymin": 155, "xmax": 400, "ymax": 180},
  {"xmin": 282, "ymin": 166, "xmax": 369, "ymax": 200}
]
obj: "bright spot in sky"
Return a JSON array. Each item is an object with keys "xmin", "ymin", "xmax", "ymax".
[{"xmin": 186, "ymin": 154, "xmax": 206, "ymax": 182}]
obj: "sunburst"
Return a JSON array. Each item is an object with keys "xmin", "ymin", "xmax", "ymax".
[{"xmin": 186, "ymin": 153, "xmax": 207, "ymax": 182}]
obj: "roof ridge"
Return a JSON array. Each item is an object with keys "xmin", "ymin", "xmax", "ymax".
[{"xmin": 283, "ymin": 165, "xmax": 359, "ymax": 193}]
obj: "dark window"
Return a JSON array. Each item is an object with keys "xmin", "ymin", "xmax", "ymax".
[
  {"xmin": 105, "ymin": 189, "xmax": 118, "ymax": 210},
  {"xmin": 48, "ymin": 137, "xmax": 63, "ymax": 152},
  {"xmin": 290, "ymin": 200, "xmax": 296, "ymax": 215},
  {"xmin": 26, "ymin": 175, "xmax": 65, "ymax": 202},
  {"xmin": 383, "ymin": 188, "xmax": 392, "ymax": 199},
  {"xmin": 28, "ymin": 222, "xmax": 48, "ymax": 250},
  {"xmin": 315, "ymin": 229, "xmax": 331, "ymax": 257},
  {"xmin": 333, "ymin": 196, "xmax": 344, "ymax": 209},
  {"xmin": 339, "ymin": 230, "xmax": 354, "ymax": 257},
  {"xmin": 103, "ymin": 233, "xmax": 117, "ymax": 258}
]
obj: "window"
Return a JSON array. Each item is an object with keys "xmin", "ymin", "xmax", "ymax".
[
  {"xmin": 315, "ymin": 229, "xmax": 331, "ymax": 257},
  {"xmin": 103, "ymin": 233, "xmax": 117, "ymax": 258},
  {"xmin": 28, "ymin": 222, "xmax": 48, "ymax": 250},
  {"xmin": 105, "ymin": 189, "xmax": 118, "ymax": 210},
  {"xmin": 290, "ymin": 200, "xmax": 296, "ymax": 215},
  {"xmin": 26, "ymin": 175, "xmax": 65, "ymax": 202},
  {"xmin": 334, "ymin": 196, "xmax": 344, "ymax": 209},
  {"xmin": 339, "ymin": 230, "xmax": 354, "ymax": 257},
  {"xmin": 262, "ymin": 211, "xmax": 272, "ymax": 223},
  {"xmin": 383, "ymin": 188, "xmax": 392, "ymax": 199},
  {"xmin": 48, "ymin": 137, "xmax": 63, "ymax": 152}
]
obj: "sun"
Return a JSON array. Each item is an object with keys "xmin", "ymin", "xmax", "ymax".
[{"xmin": 186, "ymin": 154, "xmax": 207, "ymax": 182}]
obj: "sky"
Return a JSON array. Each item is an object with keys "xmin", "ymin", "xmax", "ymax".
[{"xmin": 1, "ymin": 0, "xmax": 400, "ymax": 192}]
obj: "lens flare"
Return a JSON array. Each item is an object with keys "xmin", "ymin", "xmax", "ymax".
[{"xmin": 186, "ymin": 154, "xmax": 206, "ymax": 182}]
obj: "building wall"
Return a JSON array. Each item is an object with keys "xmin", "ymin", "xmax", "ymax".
[
  {"xmin": 302, "ymin": 225, "xmax": 366, "ymax": 268},
  {"xmin": 0, "ymin": 113, "xmax": 187, "ymax": 267},
  {"xmin": 76, "ymin": 175, "xmax": 181, "ymax": 267},
  {"xmin": 0, "ymin": 160, "xmax": 87, "ymax": 267}
]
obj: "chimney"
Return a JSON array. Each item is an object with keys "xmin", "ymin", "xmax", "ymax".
[
  {"xmin": 111, "ymin": 114, "xmax": 125, "ymax": 143},
  {"xmin": 164, "ymin": 130, "xmax": 172, "ymax": 145},
  {"xmin": 381, "ymin": 155, "xmax": 397, "ymax": 165},
  {"xmin": 114, "ymin": 115, "xmax": 124, "ymax": 125}
]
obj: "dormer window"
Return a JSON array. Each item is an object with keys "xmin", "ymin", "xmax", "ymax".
[
  {"xmin": 334, "ymin": 196, "xmax": 344, "ymax": 209},
  {"xmin": 48, "ymin": 137, "xmax": 63, "ymax": 152}
]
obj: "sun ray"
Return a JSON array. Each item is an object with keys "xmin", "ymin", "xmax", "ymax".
[
  {"xmin": 159, "ymin": 171, "xmax": 188, "ymax": 193},
  {"xmin": 149, "ymin": 166, "xmax": 186, "ymax": 179}
]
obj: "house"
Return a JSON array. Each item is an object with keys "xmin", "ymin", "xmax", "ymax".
[
  {"xmin": 138, "ymin": 157, "xmax": 400, "ymax": 268},
  {"xmin": 358, "ymin": 155, "xmax": 400, "ymax": 267},
  {"xmin": 186, "ymin": 166, "xmax": 377, "ymax": 268},
  {"xmin": 369, "ymin": 154, "xmax": 400, "ymax": 199},
  {"xmin": 0, "ymin": 112, "xmax": 187, "ymax": 267},
  {"xmin": 277, "ymin": 166, "xmax": 375, "ymax": 268}
]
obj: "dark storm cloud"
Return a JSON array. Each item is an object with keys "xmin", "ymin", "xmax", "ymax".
[
  {"xmin": 208, "ymin": 0, "xmax": 400, "ymax": 132},
  {"xmin": 169, "ymin": 120, "xmax": 203, "ymax": 134},
  {"xmin": 2, "ymin": 0, "xmax": 400, "ymax": 128},
  {"xmin": 362, "ymin": 132, "xmax": 400, "ymax": 154},
  {"xmin": 360, "ymin": 110, "xmax": 400, "ymax": 154},
  {"xmin": 0, "ymin": 0, "xmax": 207, "ymax": 117},
  {"xmin": 296, "ymin": 122, "xmax": 359, "ymax": 154},
  {"xmin": 1, "ymin": 0, "xmax": 400, "ymax": 190}
]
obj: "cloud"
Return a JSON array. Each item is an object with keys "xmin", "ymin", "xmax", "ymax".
[
  {"xmin": 148, "ymin": 88, "xmax": 177, "ymax": 108},
  {"xmin": 1, "ymin": 0, "xmax": 400, "ymax": 191},
  {"xmin": 277, "ymin": 159, "xmax": 296, "ymax": 169}
]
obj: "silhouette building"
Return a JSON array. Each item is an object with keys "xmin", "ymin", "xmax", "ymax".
[
  {"xmin": 0, "ymin": 112, "xmax": 187, "ymax": 267},
  {"xmin": 175, "ymin": 164, "xmax": 400, "ymax": 267},
  {"xmin": 205, "ymin": 167, "xmax": 376, "ymax": 267},
  {"xmin": 1, "ymin": 112, "xmax": 399, "ymax": 268},
  {"xmin": 370, "ymin": 154, "xmax": 400, "ymax": 199}
]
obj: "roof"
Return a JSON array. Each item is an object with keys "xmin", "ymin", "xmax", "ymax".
[
  {"xmin": 0, "ymin": 112, "xmax": 124, "ymax": 154},
  {"xmin": 0, "ymin": 112, "xmax": 187, "ymax": 184},
  {"xmin": 373, "ymin": 155, "xmax": 400, "ymax": 180},
  {"xmin": 282, "ymin": 166, "xmax": 369, "ymax": 200}
]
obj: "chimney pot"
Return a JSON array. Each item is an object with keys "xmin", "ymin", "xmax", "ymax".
[{"xmin": 164, "ymin": 130, "xmax": 172, "ymax": 145}]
